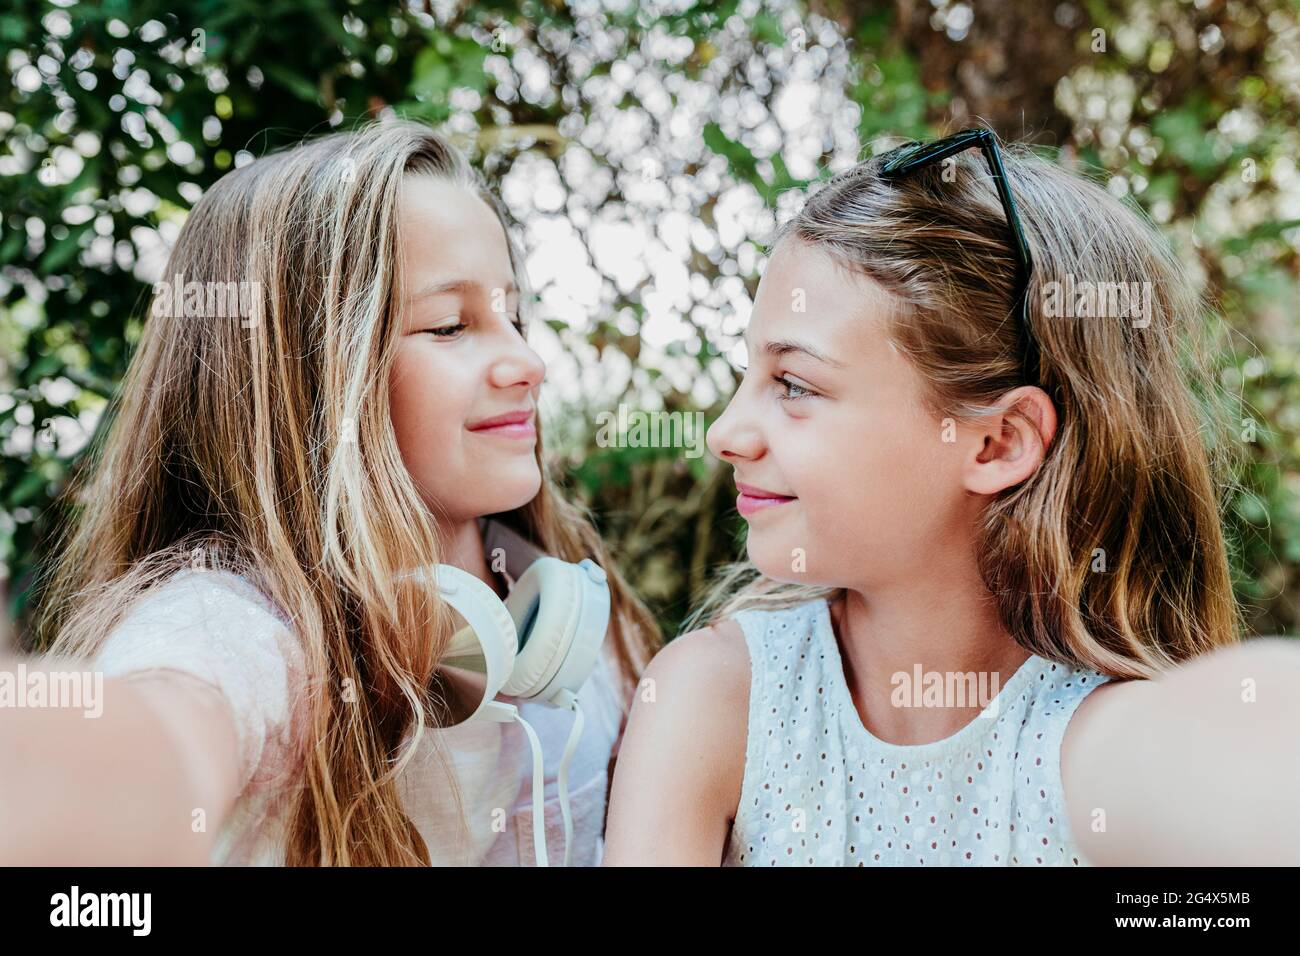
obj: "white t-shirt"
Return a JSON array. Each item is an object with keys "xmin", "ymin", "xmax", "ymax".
[{"xmin": 90, "ymin": 566, "xmax": 629, "ymax": 866}]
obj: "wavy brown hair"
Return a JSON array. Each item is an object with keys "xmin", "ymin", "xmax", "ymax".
[
  {"xmin": 34, "ymin": 117, "xmax": 661, "ymax": 865},
  {"xmin": 689, "ymin": 136, "xmax": 1243, "ymax": 679}
]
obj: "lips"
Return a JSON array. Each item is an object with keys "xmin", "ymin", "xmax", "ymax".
[
  {"xmin": 466, "ymin": 408, "xmax": 536, "ymax": 439},
  {"xmin": 735, "ymin": 480, "xmax": 796, "ymax": 518}
]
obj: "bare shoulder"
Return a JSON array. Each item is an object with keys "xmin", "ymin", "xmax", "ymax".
[
  {"xmin": 602, "ymin": 618, "xmax": 754, "ymax": 863},
  {"xmin": 634, "ymin": 617, "xmax": 753, "ymax": 804},
  {"xmin": 644, "ymin": 618, "xmax": 752, "ymax": 708},
  {"xmin": 1061, "ymin": 677, "xmax": 1149, "ymax": 754}
]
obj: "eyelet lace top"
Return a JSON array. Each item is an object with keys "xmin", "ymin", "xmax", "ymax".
[{"xmin": 722, "ymin": 598, "xmax": 1108, "ymax": 866}]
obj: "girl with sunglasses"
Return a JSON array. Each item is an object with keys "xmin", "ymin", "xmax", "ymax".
[{"xmin": 604, "ymin": 131, "xmax": 1300, "ymax": 866}]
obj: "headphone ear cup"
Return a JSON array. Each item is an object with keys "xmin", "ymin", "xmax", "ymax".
[
  {"xmin": 541, "ymin": 558, "xmax": 610, "ymax": 701},
  {"xmin": 424, "ymin": 564, "xmax": 519, "ymax": 724},
  {"xmin": 501, "ymin": 557, "xmax": 610, "ymax": 702},
  {"xmin": 500, "ymin": 558, "xmax": 572, "ymax": 699}
]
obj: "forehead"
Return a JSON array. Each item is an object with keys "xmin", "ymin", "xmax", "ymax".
[
  {"xmin": 746, "ymin": 237, "xmax": 895, "ymax": 360},
  {"xmin": 398, "ymin": 175, "xmax": 513, "ymax": 285}
]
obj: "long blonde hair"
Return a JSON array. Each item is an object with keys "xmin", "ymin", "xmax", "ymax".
[
  {"xmin": 690, "ymin": 137, "xmax": 1243, "ymax": 679},
  {"xmin": 34, "ymin": 117, "xmax": 661, "ymax": 865}
]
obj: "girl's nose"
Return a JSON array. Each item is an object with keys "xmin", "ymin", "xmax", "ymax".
[
  {"xmin": 490, "ymin": 334, "xmax": 546, "ymax": 390},
  {"xmin": 707, "ymin": 394, "xmax": 763, "ymax": 462}
]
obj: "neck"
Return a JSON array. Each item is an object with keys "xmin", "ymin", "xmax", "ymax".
[
  {"xmin": 829, "ymin": 541, "xmax": 1030, "ymax": 746},
  {"xmin": 441, "ymin": 518, "xmax": 508, "ymax": 600}
]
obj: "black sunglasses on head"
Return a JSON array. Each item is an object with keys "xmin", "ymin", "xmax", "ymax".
[{"xmin": 879, "ymin": 128, "xmax": 1039, "ymax": 384}]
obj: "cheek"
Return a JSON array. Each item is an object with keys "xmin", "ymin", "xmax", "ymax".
[
  {"xmin": 790, "ymin": 405, "xmax": 957, "ymax": 563},
  {"xmin": 388, "ymin": 346, "xmax": 471, "ymax": 482},
  {"xmin": 387, "ymin": 344, "xmax": 542, "ymax": 518}
]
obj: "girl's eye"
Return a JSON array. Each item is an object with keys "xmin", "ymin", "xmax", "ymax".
[
  {"xmin": 773, "ymin": 374, "xmax": 815, "ymax": 402},
  {"xmin": 426, "ymin": 318, "xmax": 465, "ymax": 338},
  {"xmin": 425, "ymin": 315, "xmax": 525, "ymax": 338}
]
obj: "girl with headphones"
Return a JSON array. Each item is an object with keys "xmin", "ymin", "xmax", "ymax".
[{"xmin": 2, "ymin": 118, "xmax": 660, "ymax": 866}]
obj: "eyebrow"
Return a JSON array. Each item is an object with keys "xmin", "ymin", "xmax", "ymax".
[
  {"xmin": 744, "ymin": 335, "xmax": 847, "ymax": 369},
  {"xmin": 407, "ymin": 279, "xmax": 518, "ymax": 303}
]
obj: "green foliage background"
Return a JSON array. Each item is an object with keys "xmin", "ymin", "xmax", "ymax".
[{"xmin": 2, "ymin": 0, "xmax": 1298, "ymax": 642}]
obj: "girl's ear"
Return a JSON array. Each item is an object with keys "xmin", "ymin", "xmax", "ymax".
[{"xmin": 962, "ymin": 386, "xmax": 1058, "ymax": 496}]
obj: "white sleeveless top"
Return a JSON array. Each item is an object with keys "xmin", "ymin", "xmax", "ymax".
[
  {"xmin": 722, "ymin": 598, "xmax": 1109, "ymax": 866},
  {"xmin": 89, "ymin": 567, "xmax": 628, "ymax": 866}
]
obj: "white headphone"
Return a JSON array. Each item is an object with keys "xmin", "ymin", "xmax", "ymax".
[{"xmin": 403, "ymin": 517, "xmax": 611, "ymax": 867}]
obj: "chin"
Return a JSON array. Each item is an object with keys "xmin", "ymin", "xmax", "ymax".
[
  {"xmin": 483, "ymin": 465, "xmax": 543, "ymax": 514},
  {"xmin": 745, "ymin": 534, "xmax": 803, "ymax": 584},
  {"xmin": 746, "ymin": 531, "xmax": 841, "ymax": 588}
]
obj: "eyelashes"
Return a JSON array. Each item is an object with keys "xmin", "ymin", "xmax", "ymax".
[
  {"xmin": 425, "ymin": 315, "xmax": 526, "ymax": 338},
  {"xmin": 772, "ymin": 373, "xmax": 815, "ymax": 402},
  {"xmin": 736, "ymin": 365, "xmax": 818, "ymax": 403}
]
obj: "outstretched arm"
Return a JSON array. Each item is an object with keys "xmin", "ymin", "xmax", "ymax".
[
  {"xmin": 1062, "ymin": 637, "xmax": 1300, "ymax": 865},
  {"xmin": 601, "ymin": 621, "xmax": 751, "ymax": 866},
  {"xmin": 0, "ymin": 655, "xmax": 243, "ymax": 865}
]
